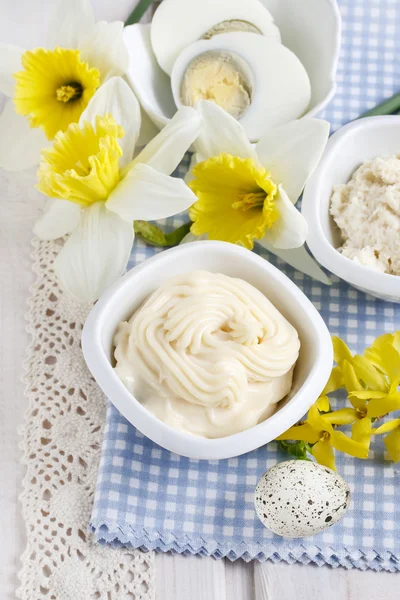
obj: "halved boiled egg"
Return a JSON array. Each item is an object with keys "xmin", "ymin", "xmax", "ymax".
[
  {"xmin": 171, "ymin": 32, "xmax": 312, "ymax": 142},
  {"xmin": 151, "ymin": 0, "xmax": 281, "ymax": 75},
  {"xmin": 123, "ymin": 24, "xmax": 175, "ymax": 129}
]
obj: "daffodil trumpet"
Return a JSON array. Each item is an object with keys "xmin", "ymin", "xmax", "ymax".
[
  {"xmin": 34, "ymin": 77, "xmax": 202, "ymax": 303},
  {"xmin": 0, "ymin": 0, "xmax": 129, "ymax": 171},
  {"xmin": 181, "ymin": 101, "xmax": 331, "ymax": 284}
]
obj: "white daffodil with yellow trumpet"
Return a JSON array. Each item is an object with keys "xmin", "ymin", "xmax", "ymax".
[
  {"xmin": 34, "ymin": 77, "xmax": 201, "ymax": 302},
  {"xmin": 183, "ymin": 101, "xmax": 331, "ymax": 284},
  {"xmin": 0, "ymin": 0, "xmax": 129, "ymax": 171}
]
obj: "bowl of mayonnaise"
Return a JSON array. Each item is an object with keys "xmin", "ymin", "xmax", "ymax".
[{"xmin": 82, "ymin": 241, "xmax": 332, "ymax": 459}]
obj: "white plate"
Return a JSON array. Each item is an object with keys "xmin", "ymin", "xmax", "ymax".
[
  {"xmin": 82, "ymin": 241, "xmax": 332, "ymax": 459},
  {"xmin": 123, "ymin": 0, "xmax": 341, "ymax": 138},
  {"xmin": 302, "ymin": 115, "xmax": 400, "ymax": 302}
]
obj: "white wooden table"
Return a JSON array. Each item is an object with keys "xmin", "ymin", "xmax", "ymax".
[{"xmin": 0, "ymin": 2, "xmax": 399, "ymax": 598}]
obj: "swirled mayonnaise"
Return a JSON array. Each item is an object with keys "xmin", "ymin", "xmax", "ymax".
[{"xmin": 114, "ymin": 271, "xmax": 300, "ymax": 438}]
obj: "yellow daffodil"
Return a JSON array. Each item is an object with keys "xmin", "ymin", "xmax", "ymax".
[
  {"xmin": 34, "ymin": 78, "xmax": 201, "ymax": 302},
  {"xmin": 13, "ymin": 47, "xmax": 100, "ymax": 140},
  {"xmin": 0, "ymin": 0, "xmax": 129, "ymax": 171},
  {"xmin": 372, "ymin": 419, "xmax": 400, "ymax": 462},
  {"xmin": 277, "ymin": 404, "xmax": 370, "ymax": 471},
  {"xmin": 182, "ymin": 100, "xmax": 331, "ymax": 284},
  {"xmin": 190, "ymin": 154, "xmax": 278, "ymax": 249}
]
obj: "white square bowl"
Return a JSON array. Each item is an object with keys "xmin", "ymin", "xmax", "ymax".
[
  {"xmin": 302, "ymin": 116, "xmax": 400, "ymax": 303},
  {"xmin": 82, "ymin": 241, "xmax": 333, "ymax": 460}
]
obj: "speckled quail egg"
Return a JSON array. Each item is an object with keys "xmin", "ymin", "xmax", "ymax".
[
  {"xmin": 255, "ymin": 460, "xmax": 350, "ymax": 538},
  {"xmin": 151, "ymin": 0, "xmax": 281, "ymax": 75}
]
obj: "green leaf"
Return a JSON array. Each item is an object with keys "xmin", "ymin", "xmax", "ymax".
[
  {"xmin": 124, "ymin": 0, "xmax": 153, "ymax": 26},
  {"xmin": 134, "ymin": 221, "xmax": 192, "ymax": 247},
  {"xmin": 278, "ymin": 440, "xmax": 313, "ymax": 461},
  {"xmin": 360, "ymin": 93, "xmax": 400, "ymax": 118},
  {"xmin": 164, "ymin": 222, "xmax": 193, "ymax": 246}
]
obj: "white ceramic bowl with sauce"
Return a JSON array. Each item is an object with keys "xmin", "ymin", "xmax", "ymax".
[
  {"xmin": 302, "ymin": 116, "xmax": 400, "ymax": 303},
  {"xmin": 82, "ymin": 241, "xmax": 333, "ymax": 460}
]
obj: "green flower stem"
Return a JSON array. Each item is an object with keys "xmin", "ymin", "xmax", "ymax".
[
  {"xmin": 125, "ymin": 0, "xmax": 153, "ymax": 26},
  {"xmin": 359, "ymin": 92, "xmax": 400, "ymax": 118},
  {"xmin": 278, "ymin": 440, "xmax": 313, "ymax": 461},
  {"xmin": 134, "ymin": 221, "xmax": 192, "ymax": 247},
  {"xmin": 164, "ymin": 221, "xmax": 193, "ymax": 246}
]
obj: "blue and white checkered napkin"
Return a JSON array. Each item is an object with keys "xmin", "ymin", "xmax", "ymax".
[{"xmin": 91, "ymin": 0, "xmax": 400, "ymax": 571}]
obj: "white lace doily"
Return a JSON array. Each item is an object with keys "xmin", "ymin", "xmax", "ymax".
[{"xmin": 17, "ymin": 237, "xmax": 155, "ymax": 599}]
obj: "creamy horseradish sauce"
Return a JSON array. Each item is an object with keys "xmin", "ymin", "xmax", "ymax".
[
  {"xmin": 114, "ymin": 271, "xmax": 300, "ymax": 438},
  {"xmin": 331, "ymin": 155, "xmax": 400, "ymax": 275}
]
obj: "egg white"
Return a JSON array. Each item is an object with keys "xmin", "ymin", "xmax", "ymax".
[
  {"xmin": 171, "ymin": 33, "xmax": 312, "ymax": 142},
  {"xmin": 151, "ymin": 0, "xmax": 281, "ymax": 75},
  {"xmin": 123, "ymin": 24, "xmax": 175, "ymax": 129}
]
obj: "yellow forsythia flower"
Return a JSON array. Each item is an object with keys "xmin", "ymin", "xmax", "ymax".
[
  {"xmin": 277, "ymin": 332, "xmax": 400, "ymax": 468},
  {"xmin": 276, "ymin": 404, "xmax": 369, "ymax": 471},
  {"xmin": 372, "ymin": 419, "xmax": 400, "ymax": 462}
]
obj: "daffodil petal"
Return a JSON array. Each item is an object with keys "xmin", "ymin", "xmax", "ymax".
[
  {"xmin": 325, "ymin": 408, "xmax": 357, "ymax": 426},
  {"xmin": 372, "ymin": 419, "xmax": 400, "ymax": 435},
  {"xmin": 184, "ymin": 153, "xmax": 199, "ymax": 185},
  {"xmin": 322, "ymin": 365, "xmax": 344, "ymax": 394},
  {"xmin": 0, "ymin": 44, "xmax": 24, "ymax": 97},
  {"xmin": 54, "ymin": 202, "xmax": 133, "ymax": 303},
  {"xmin": 312, "ymin": 440, "xmax": 336, "ymax": 471},
  {"xmin": 331, "ymin": 430, "xmax": 369, "ymax": 459},
  {"xmin": 193, "ymin": 100, "xmax": 257, "ymax": 161},
  {"xmin": 307, "ymin": 403, "xmax": 333, "ymax": 434},
  {"xmin": 332, "ymin": 336, "xmax": 353, "ymax": 365},
  {"xmin": 33, "ymin": 200, "xmax": 81, "ymax": 240},
  {"xmin": 78, "ymin": 20, "xmax": 129, "ymax": 83},
  {"xmin": 80, "ymin": 76, "xmax": 141, "ymax": 168},
  {"xmin": 275, "ymin": 423, "xmax": 319, "ymax": 444},
  {"xmin": 123, "ymin": 24, "xmax": 175, "ymax": 130},
  {"xmin": 342, "ymin": 359, "xmax": 364, "ymax": 393},
  {"xmin": 0, "ymin": 101, "xmax": 49, "ymax": 171},
  {"xmin": 257, "ymin": 241, "xmax": 331, "ymax": 285},
  {"xmin": 106, "ymin": 163, "xmax": 197, "ymax": 223},
  {"xmin": 352, "ymin": 354, "xmax": 388, "ymax": 392},
  {"xmin": 352, "ymin": 417, "xmax": 372, "ymax": 446},
  {"xmin": 316, "ymin": 396, "xmax": 330, "ymax": 412},
  {"xmin": 46, "ymin": 0, "xmax": 95, "ymax": 49},
  {"xmin": 261, "ymin": 186, "xmax": 307, "ymax": 249},
  {"xmin": 136, "ymin": 108, "xmax": 159, "ymax": 147},
  {"xmin": 383, "ymin": 429, "xmax": 400, "ymax": 462},
  {"xmin": 256, "ymin": 118, "xmax": 330, "ymax": 203},
  {"xmin": 132, "ymin": 106, "xmax": 201, "ymax": 175},
  {"xmin": 367, "ymin": 393, "xmax": 400, "ymax": 419}
]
